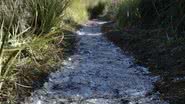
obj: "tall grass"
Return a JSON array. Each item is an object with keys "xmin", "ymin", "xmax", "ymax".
[
  {"xmin": 0, "ymin": 0, "xmax": 73, "ymax": 103},
  {"xmin": 25, "ymin": 0, "xmax": 71, "ymax": 34},
  {"xmin": 103, "ymin": 0, "xmax": 120, "ymax": 20},
  {"xmin": 0, "ymin": 22, "xmax": 30, "ymax": 103},
  {"xmin": 107, "ymin": 0, "xmax": 185, "ymax": 38},
  {"xmin": 104, "ymin": 1, "xmax": 185, "ymax": 103},
  {"xmin": 0, "ymin": 0, "xmax": 109, "ymax": 103},
  {"xmin": 116, "ymin": 0, "xmax": 141, "ymax": 28},
  {"xmin": 64, "ymin": 0, "xmax": 88, "ymax": 24}
]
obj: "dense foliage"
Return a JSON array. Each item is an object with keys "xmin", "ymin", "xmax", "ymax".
[
  {"xmin": 88, "ymin": 2, "xmax": 105, "ymax": 19},
  {"xmin": 1, "ymin": 0, "xmax": 185, "ymax": 103},
  {"xmin": 0, "ymin": 0, "xmax": 93, "ymax": 103},
  {"xmin": 103, "ymin": 0, "xmax": 185, "ymax": 103},
  {"xmin": 105, "ymin": 0, "xmax": 185, "ymax": 38}
]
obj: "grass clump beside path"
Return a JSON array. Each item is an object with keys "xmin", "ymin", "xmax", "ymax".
[{"xmin": 0, "ymin": 0, "xmax": 92, "ymax": 103}]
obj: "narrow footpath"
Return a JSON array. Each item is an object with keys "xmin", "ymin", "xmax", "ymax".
[{"xmin": 25, "ymin": 20, "xmax": 168, "ymax": 104}]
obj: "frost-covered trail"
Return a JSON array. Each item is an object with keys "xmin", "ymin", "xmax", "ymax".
[{"xmin": 25, "ymin": 20, "xmax": 168, "ymax": 104}]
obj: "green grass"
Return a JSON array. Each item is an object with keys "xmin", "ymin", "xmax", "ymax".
[
  {"xmin": 107, "ymin": 0, "xmax": 185, "ymax": 38},
  {"xmin": 2, "ymin": 0, "xmax": 185, "ymax": 103},
  {"xmin": 116, "ymin": 0, "xmax": 141, "ymax": 28},
  {"xmin": 0, "ymin": 20, "xmax": 30, "ymax": 103},
  {"xmin": 64, "ymin": 0, "xmax": 88, "ymax": 24},
  {"xmin": 0, "ymin": 0, "xmax": 108, "ymax": 102},
  {"xmin": 0, "ymin": 0, "xmax": 90, "ymax": 103},
  {"xmin": 25, "ymin": 0, "xmax": 71, "ymax": 34}
]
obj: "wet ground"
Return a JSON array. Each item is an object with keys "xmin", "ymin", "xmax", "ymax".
[{"xmin": 24, "ymin": 20, "xmax": 168, "ymax": 104}]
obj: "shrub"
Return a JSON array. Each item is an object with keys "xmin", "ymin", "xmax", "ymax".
[
  {"xmin": 116, "ymin": 0, "xmax": 141, "ymax": 29},
  {"xmin": 114, "ymin": 0, "xmax": 185, "ymax": 37},
  {"xmin": 88, "ymin": 2, "xmax": 106, "ymax": 19},
  {"xmin": 139, "ymin": 0, "xmax": 185, "ymax": 38}
]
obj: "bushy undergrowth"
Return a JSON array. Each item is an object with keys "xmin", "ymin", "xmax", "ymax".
[
  {"xmin": 106, "ymin": 0, "xmax": 185, "ymax": 38},
  {"xmin": 116, "ymin": 0, "xmax": 141, "ymax": 28},
  {"xmin": 0, "ymin": 0, "xmax": 91, "ymax": 103},
  {"xmin": 105, "ymin": 0, "xmax": 185, "ymax": 76},
  {"xmin": 103, "ymin": 23, "xmax": 185, "ymax": 104},
  {"xmin": 103, "ymin": 0, "xmax": 185, "ymax": 103},
  {"xmin": 88, "ymin": 2, "xmax": 105, "ymax": 19}
]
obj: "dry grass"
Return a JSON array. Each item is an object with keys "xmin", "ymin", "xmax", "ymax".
[{"xmin": 0, "ymin": 0, "xmax": 77, "ymax": 103}]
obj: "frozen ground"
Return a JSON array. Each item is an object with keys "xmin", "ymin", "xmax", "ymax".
[{"xmin": 24, "ymin": 20, "xmax": 168, "ymax": 104}]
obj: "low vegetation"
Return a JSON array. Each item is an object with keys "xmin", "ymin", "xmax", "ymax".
[
  {"xmin": 102, "ymin": 0, "xmax": 185, "ymax": 104},
  {"xmin": 0, "ymin": 0, "xmax": 98, "ymax": 103},
  {"xmin": 1, "ymin": 0, "xmax": 185, "ymax": 103}
]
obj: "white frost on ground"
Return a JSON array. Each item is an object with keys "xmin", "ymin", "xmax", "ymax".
[{"xmin": 24, "ymin": 20, "xmax": 168, "ymax": 104}]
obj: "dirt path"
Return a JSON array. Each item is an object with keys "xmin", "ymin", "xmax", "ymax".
[{"xmin": 25, "ymin": 20, "xmax": 168, "ymax": 104}]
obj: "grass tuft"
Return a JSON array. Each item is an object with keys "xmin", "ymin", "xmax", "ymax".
[{"xmin": 0, "ymin": 0, "xmax": 84, "ymax": 103}]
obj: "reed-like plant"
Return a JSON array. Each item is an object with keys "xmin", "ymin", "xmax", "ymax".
[
  {"xmin": 0, "ymin": 0, "xmax": 71, "ymax": 103},
  {"xmin": 0, "ymin": 20, "xmax": 31, "ymax": 103},
  {"xmin": 116, "ymin": 0, "xmax": 141, "ymax": 28},
  {"xmin": 25, "ymin": 0, "xmax": 71, "ymax": 35}
]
